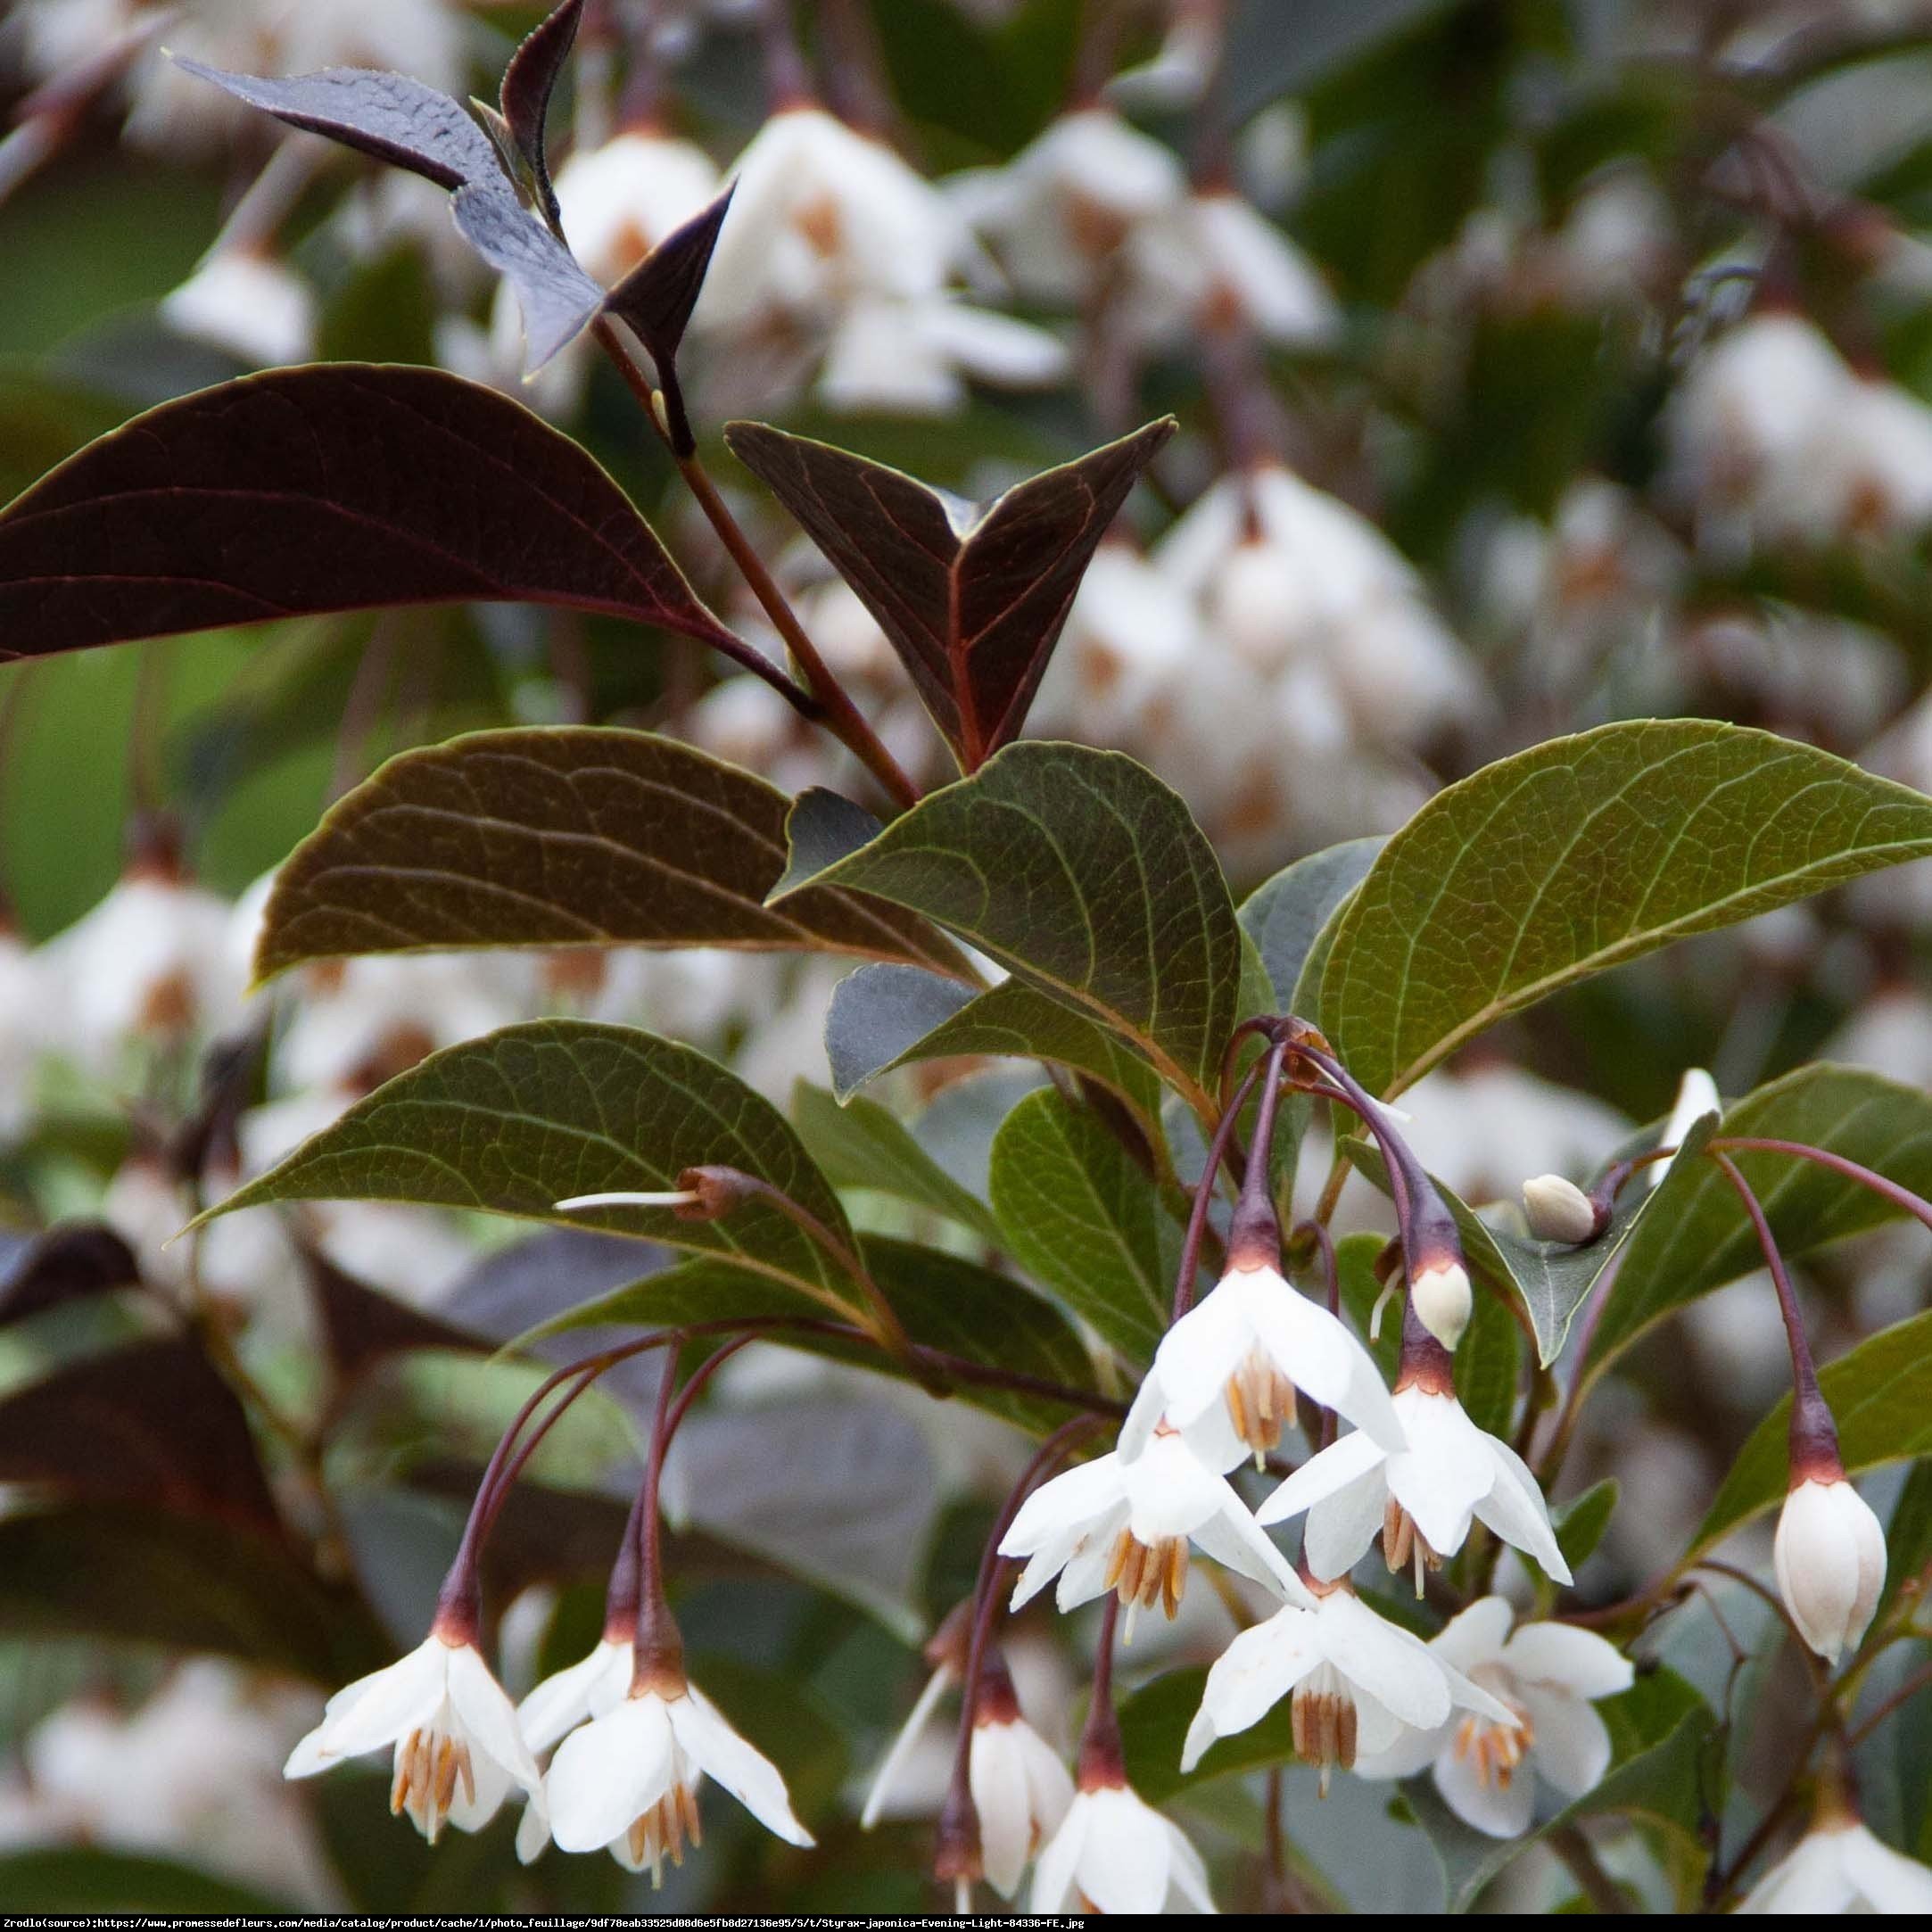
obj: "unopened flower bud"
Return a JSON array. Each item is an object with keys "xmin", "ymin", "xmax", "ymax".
[
  {"xmin": 1522, "ymin": 1174, "xmax": 1600, "ymax": 1244},
  {"xmin": 1409, "ymin": 1260, "xmax": 1472, "ymax": 1350},
  {"xmin": 1773, "ymin": 1474, "xmax": 1887, "ymax": 1664}
]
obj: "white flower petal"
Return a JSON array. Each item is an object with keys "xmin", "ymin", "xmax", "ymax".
[
  {"xmin": 1350, "ymin": 1718, "xmax": 1451, "ymax": 1781},
  {"xmin": 1317, "ymin": 1594, "xmax": 1451, "ymax": 1731},
  {"xmin": 970, "ymin": 1725, "xmax": 1036, "ymax": 1897},
  {"xmin": 672, "ymin": 1687, "xmax": 814, "ymax": 1847},
  {"xmin": 1433, "ymin": 1733, "xmax": 1538, "ymax": 1837},
  {"xmin": 1054, "ymin": 1504, "xmax": 1131, "ymax": 1611},
  {"xmin": 1248, "ymin": 1280, "xmax": 1404, "ymax": 1449},
  {"xmin": 1517, "ymin": 1684, "xmax": 1611, "ymax": 1798},
  {"xmin": 300, "ymin": 1639, "xmax": 448, "ymax": 1764},
  {"xmin": 860, "ymin": 1664, "xmax": 953, "ymax": 1829},
  {"xmin": 1499, "ymin": 1622, "xmax": 1633, "ymax": 1701},
  {"xmin": 446, "ymin": 1642, "xmax": 541, "ymax": 1789},
  {"xmin": 519, "ymin": 1640, "xmax": 634, "ymax": 1757},
  {"xmin": 1123, "ymin": 1434, "xmax": 1234, "ymax": 1540},
  {"xmin": 443, "ymin": 1744, "xmax": 512, "ymax": 1835},
  {"xmin": 1187, "ymin": 1609, "xmax": 1321, "ymax": 1765},
  {"xmin": 1738, "ymin": 1831, "xmax": 1855, "ymax": 1914},
  {"xmin": 1029, "ymin": 1796, "xmax": 1092, "ymax": 1911},
  {"xmin": 1151, "ymin": 1283, "xmax": 1260, "ymax": 1427},
  {"xmin": 1472, "ymin": 1438, "xmax": 1572, "ymax": 1585},
  {"xmin": 1165, "ymin": 1818, "xmax": 1218, "ymax": 1911},
  {"xmin": 1002, "ymin": 1455, "xmax": 1125, "ymax": 1554},
  {"xmin": 516, "ymin": 1788, "xmax": 551, "ymax": 1863},
  {"xmin": 1838, "ymin": 1821, "xmax": 1932, "ymax": 1911},
  {"xmin": 1254, "ymin": 1428, "xmax": 1387, "ymax": 1527},
  {"xmin": 546, "ymin": 1697, "xmax": 677, "ymax": 1854},
  {"xmin": 1430, "ymin": 1596, "xmax": 1515, "ymax": 1675},
  {"xmin": 1190, "ymin": 1495, "xmax": 1309, "ymax": 1603},
  {"xmin": 1386, "ymin": 1392, "xmax": 1492, "ymax": 1555},
  {"xmin": 1299, "ymin": 1466, "xmax": 1390, "ymax": 1581},
  {"xmin": 1081, "ymin": 1786, "xmax": 1173, "ymax": 1914}
]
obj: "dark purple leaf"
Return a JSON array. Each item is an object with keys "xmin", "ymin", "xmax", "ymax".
[
  {"xmin": 0, "ymin": 1505, "xmax": 389, "ymax": 1683},
  {"xmin": 0, "ymin": 1223, "xmax": 139, "ymax": 1326},
  {"xmin": 0, "ymin": 1338, "xmax": 279, "ymax": 1532},
  {"xmin": 725, "ymin": 417, "xmax": 1176, "ymax": 767},
  {"xmin": 605, "ymin": 186, "xmax": 737, "ymax": 452},
  {"xmin": 0, "ymin": 364, "xmax": 738, "ymax": 658},
  {"xmin": 500, "ymin": 0, "xmax": 585, "ymax": 227},
  {"xmin": 302, "ymin": 1248, "xmax": 484, "ymax": 1389},
  {"xmin": 172, "ymin": 60, "xmax": 505, "ymax": 193},
  {"xmin": 175, "ymin": 60, "xmax": 599, "ymax": 371}
]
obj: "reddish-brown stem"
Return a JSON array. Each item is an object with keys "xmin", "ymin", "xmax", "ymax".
[
  {"xmin": 1173, "ymin": 1060, "xmax": 1266, "ymax": 1319},
  {"xmin": 1711, "ymin": 1152, "xmax": 1840, "ymax": 1477},
  {"xmin": 1077, "ymin": 1595, "xmax": 1127, "ymax": 1787},
  {"xmin": 1713, "ymin": 1138, "xmax": 1932, "ymax": 1238}
]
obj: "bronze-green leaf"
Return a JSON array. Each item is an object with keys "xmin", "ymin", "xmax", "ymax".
[{"xmin": 253, "ymin": 727, "xmax": 968, "ymax": 981}]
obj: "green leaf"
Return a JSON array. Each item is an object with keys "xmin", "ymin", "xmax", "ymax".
[
  {"xmin": 726, "ymin": 418, "xmax": 1174, "ymax": 768},
  {"xmin": 825, "ymin": 964, "xmax": 1165, "ymax": 1129},
  {"xmin": 1409, "ymin": 1669, "xmax": 1713, "ymax": 1912},
  {"xmin": 1555, "ymin": 1478, "xmax": 1620, "ymax": 1572},
  {"xmin": 1319, "ymin": 721, "xmax": 1932, "ymax": 1097},
  {"xmin": 207, "ymin": 1020, "xmax": 871, "ymax": 1319},
  {"xmin": 988, "ymin": 1086, "xmax": 1178, "ymax": 1366},
  {"xmin": 1342, "ymin": 1116, "xmax": 1719, "ymax": 1366},
  {"xmin": 1693, "ymin": 1309, "xmax": 1932, "ymax": 1556},
  {"xmin": 772, "ymin": 741, "xmax": 1243, "ymax": 1110},
  {"xmin": 1334, "ymin": 1230, "xmax": 1401, "ymax": 1382},
  {"xmin": 254, "ymin": 728, "xmax": 964, "ymax": 981},
  {"xmin": 0, "ymin": 1849, "xmax": 293, "ymax": 1914},
  {"xmin": 1454, "ymin": 1276, "xmax": 1523, "ymax": 1440},
  {"xmin": 1120, "ymin": 1664, "xmax": 1289, "ymax": 1803},
  {"xmin": 520, "ymin": 1233, "xmax": 1097, "ymax": 1434},
  {"xmin": 1240, "ymin": 836, "xmax": 1387, "ymax": 1010},
  {"xmin": 1586, "ymin": 1064, "xmax": 1932, "ymax": 1380},
  {"xmin": 1879, "ymin": 1460, "xmax": 1932, "ymax": 1625},
  {"xmin": 791, "ymin": 1079, "xmax": 1003, "ymax": 1245}
]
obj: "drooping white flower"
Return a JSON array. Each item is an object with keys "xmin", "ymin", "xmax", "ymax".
[
  {"xmin": 520, "ymin": 1638, "xmax": 635, "ymax": 1757},
  {"xmin": 1155, "ymin": 460, "xmax": 1482, "ymax": 747},
  {"xmin": 1738, "ymin": 1815, "xmax": 1932, "ymax": 1914},
  {"xmin": 161, "ymin": 247, "xmax": 316, "ymax": 367},
  {"xmin": 814, "ymin": 293, "xmax": 1066, "ymax": 415},
  {"xmin": 1000, "ymin": 1427, "xmax": 1310, "ymax": 1623},
  {"xmin": 44, "ymin": 854, "xmax": 246, "ymax": 1071},
  {"xmin": 557, "ymin": 130, "xmax": 723, "ymax": 288},
  {"xmin": 952, "ymin": 107, "xmax": 1185, "ymax": 309},
  {"xmin": 1773, "ymin": 1475, "xmax": 1887, "ymax": 1665},
  {"xmin": 698, "ymin": 107, "xmax": 970, "ymax": 341},
  {"xmin": 1185, "ymin": 1580, "xmax": 1515, "ymax": 1796},
  {"xmin": 968, "ymin": 1667, "xmax": 1073, "ymax": 1899},
  {"xmin": 1121, "ymin": 190, "xmax": 1338, "ymax": 351},
  {"xmin": 285, "ymin": 1631, "xmax": 541, "ymax": 1845},
  {"xmin": 544, "ymin": 1676, "xmax": 812, "ymax": 1878},
  {"xmin": 1259, "ymin": 1384, "xmax": 1571, "ymax": 1591},
  {"xmin": 1126, "ymin": 1260, "xmax": 1404, "ymax": 1465},
  {"xmin": 1028, "ymin": 1780, "xmax": 1214, "ymax": 1914},
  {"xmin": 1351, "ymin": 1596, "xmax": 1633, "ymax": 1837}
]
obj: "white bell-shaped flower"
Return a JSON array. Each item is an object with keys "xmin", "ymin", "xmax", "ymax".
[
  {"xmin": 1773, "ymin": 1475, "xmax": 1887, "ymax": 1664},
  {"xmin": 544, "ymin": 1675, "xmax": 812, "ymax": 1878},
  {"xmin": 1351, "ymin": 1596, "xmax": 1633, "ymax": 1837},
  {"xmin": 968, "ymin": 1667, "xmax": 1073, "ymax": 1899},
  {"xmin": 1127, "ymin": 1260, "xmax": 1405, "ymax": 1465},
  {"xmin": 1258, "ymin": 1386, "xmax": 1570, "ymax": 1591},
  {"xmin": 1000, "ymin": 1426, "xmax": 1309, "ymax": 1623},
  {"xmin": 1739, "ymin": 1814, "xmax": 1932, "ymax": 1913},
  {"xmin": 1028, "ymin": 1781, "xmax": 1214, "ymax": 1914},
  {"xmin": 519, "ymin": 1637, "xmax": 635, "ymax": 1757},
  {"xmin": 1182, "ymin": 1581, "xmax": 1514, "ymax": 1794},
  {"xmin": 556, "ymin": 130, "xmax": 722, "ymax": 286},
  {"xmin": 161, "ymin": 247, "xmax": 316, "ymax": 367},
  {"xmin": 284, "ymin": 1631, "xmax": 541, "ymax": 1845}
]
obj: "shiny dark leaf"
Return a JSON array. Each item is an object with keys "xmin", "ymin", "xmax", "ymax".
[
  {"xmin": 0, "ymin": 365, "xmax": 736, "ymax": 661},
  {"xmin": 500, "ymin": 0, "xmax": 584, "ymax": 226},
  {"xmin": 0, "ymin": 1222, "xmax": 138, "ymax": 1325},
  {"xmin": 726, "ymin": 418, "xmax": 1174, "ymax": 766}
]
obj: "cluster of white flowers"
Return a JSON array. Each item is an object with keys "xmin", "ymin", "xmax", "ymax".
[{"xmin": 1667, "ymin": 311, "xmax": 1932, "ymax": 554}]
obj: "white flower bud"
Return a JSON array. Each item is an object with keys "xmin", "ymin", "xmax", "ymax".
[
  {"xmin": 1773, "ymin": 1476, "xmax": 1887, "ymax": 1664},
  {"xmin": 1410, "ymin": 1260, "xmax": 1472, "ymax": 1350},
  {"xmin": 1522, "ymin": 1174, "xmax": 1598, "ymax": 1244}
]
